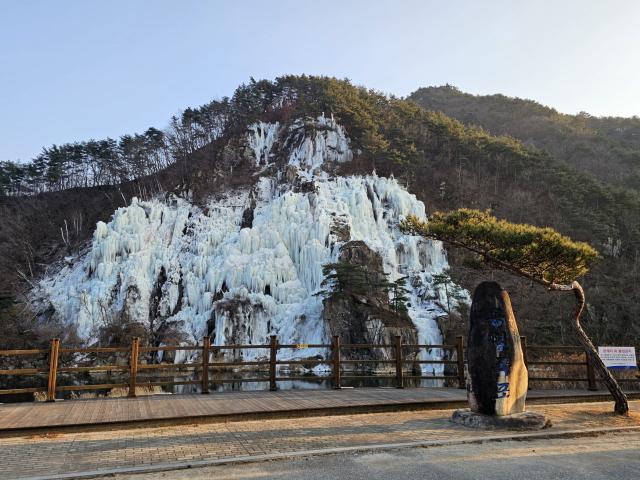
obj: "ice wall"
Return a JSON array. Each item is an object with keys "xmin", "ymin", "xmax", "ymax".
[
  {"xmin": 36, "ymin": 118, "xmax": 462, "ymax": 372},
  {"xmin": 286, "ymin": 115, "xmax": 353, "ymax": 179},
  {"xmin": 247, "ymin": 122, "xmax": 279, "ymax": 167}
]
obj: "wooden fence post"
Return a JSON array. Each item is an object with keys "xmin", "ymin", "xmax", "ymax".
[
  {"xmin": 46, "ymin": 338, "xmax": 60, "ymax": 402},
  {"xmin": 128, "ymin": 337, "xmax": 139, "ymax": 398},
  {"xmin": 395, "ymin": 335, "xmax": 404, "ymax": 389},
  {"xmin": 333, "ymin": 335, "xmax": 341, "ymax": 389},
  {"xmin": 202, "ymin": 336, "xmax": 210, "ymax": 394},
  {"xmin": 456, "ymin": 335, "xmax": 465, "ymax": 389},
  {"xmin": 269, "ymin": 335, "xmax": 278, "ymax": 391},
  {"xmin": 520, "ymin": 336, "xmax": 531, "ymax": 390},
  {"xmin": 586, "ymin": 339, "xmax": 598, "ymax": 391}
]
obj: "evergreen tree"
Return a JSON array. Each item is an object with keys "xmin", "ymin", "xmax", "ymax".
[
  {"xmin": 401, "ymin": 208, "xmax": 629, "ymax": 415},
  {"xmin": 432, "ymin": 268, "xmax": 468, "ymax": 318},
  {"xmin": 388, "ymin": 276, "xmax": 411, "ymax": 317},
  {"xmin": 317, "ymin": 262, "xmax": 412, "ymax": 318},
  {"xmin": 361, "ymin": 129, "xmax": 388, "ymax": 170},
  {"xmin": 314, "ymin": 263, "xmax": 368, "ymax": 299}
]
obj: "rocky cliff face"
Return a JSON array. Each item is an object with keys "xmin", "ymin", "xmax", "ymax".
[
  {"xmin": 323, "ymin": 241, "xmax": 419, "ymax": 366},
  {"xmin": 32, "ymin": 116, "xmax": 466, "ymax": 376}
]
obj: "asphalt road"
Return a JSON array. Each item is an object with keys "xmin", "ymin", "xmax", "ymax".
[{"xmin": 111, "ymin": 430, "xmax": 640, "ymax": 480}]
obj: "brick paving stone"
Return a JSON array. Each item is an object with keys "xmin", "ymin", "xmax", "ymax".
[{"xmin": 0, "ymin": 400, "xmax": 638, "ymax": 479}]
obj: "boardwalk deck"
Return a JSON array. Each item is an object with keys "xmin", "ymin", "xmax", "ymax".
[{"xmin": 1, "ymin": 388, "xmax": 639, "ymax": 436}]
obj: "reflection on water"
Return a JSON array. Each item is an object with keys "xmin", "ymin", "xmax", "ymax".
[
  {"xmin": 0, "ymin": 371, "xmax": 447, "ymax": 403},
  {"xmin": 164, "ymin": 376, "xmax": 444, "ymax": 394}
]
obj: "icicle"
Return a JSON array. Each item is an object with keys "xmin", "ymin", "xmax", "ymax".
[{"xmin": 36, "ymin": 119, "xmax": 466, "ymax": 374}]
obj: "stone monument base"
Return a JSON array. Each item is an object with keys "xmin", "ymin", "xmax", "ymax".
[{"xmin": 451, "ymin": 409, "xmax": 549, "ymax": 431}]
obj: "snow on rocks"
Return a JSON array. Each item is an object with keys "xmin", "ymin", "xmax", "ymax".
[
  {"xmin": 35, "ymin": 119, "xmax": 464, "ymax": 377},
  {"xmin": 287, "ymin": 115, "xmax": 353, "ymax": 180},
  {"xmin": 246, "ymin": 115, "xmax": 352, "ymax": 181},
  {"xmin": 247, "ymin": 122, "xmax": 280, "ymax": 167}
]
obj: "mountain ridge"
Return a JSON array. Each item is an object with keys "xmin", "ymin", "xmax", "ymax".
[{"xmin": 1, "ymin": 76, "xmax": 638, "ymax": 351}]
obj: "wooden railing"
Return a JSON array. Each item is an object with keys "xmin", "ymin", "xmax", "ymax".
[{"xmin": 0, "ymin": 335, "xmax": 638, "ymax": 401}]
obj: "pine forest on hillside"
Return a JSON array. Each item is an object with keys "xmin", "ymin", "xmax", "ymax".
[{"xmin": 1, "ymin": 75, "xmax": 639, "ymax": 351}]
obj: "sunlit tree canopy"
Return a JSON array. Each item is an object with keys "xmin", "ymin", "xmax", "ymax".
[{"xmin": 401, "ymin": 209, "xmax": 599, "ymax": 285}]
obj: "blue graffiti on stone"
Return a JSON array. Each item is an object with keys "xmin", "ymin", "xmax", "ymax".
[
  {"xmin": 489, "ymin": 331, "xmax": 507, "ymax": 352},
  {"xmin": 494, "ymin": 357, "xmax": 510, "ymax": 376},
  {"xmin": 489, "ymin": 308, "xmax": 510, "ymax": 399},
  {"xmin": 496, "ymin": 382, "xmax": 510, "ymax": 397}
]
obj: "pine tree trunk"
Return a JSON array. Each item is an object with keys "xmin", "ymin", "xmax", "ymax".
[{"xmin": 553, "ymin": 281, "xmax": 629, "ymax": 415}]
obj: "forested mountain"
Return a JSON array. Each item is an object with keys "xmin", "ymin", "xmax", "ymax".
[
  {"xmin": 409, "ymin": 85, "xmax": 640, "ymax": 189},
  {"xmin": 1, "ymin": 76, "xmax": 639, "ymax": 352},
  {"xmin": 409, "ymin": 85, "xmax": 640, "ymax": 345}
]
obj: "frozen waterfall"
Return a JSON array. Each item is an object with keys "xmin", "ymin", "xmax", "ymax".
[{"xmin": 36, "ymin": 117, "xmax": 464, "ymax": 380}]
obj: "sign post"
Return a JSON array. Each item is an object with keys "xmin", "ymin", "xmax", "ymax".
[{"xmin": 598, "ymin": 347, "xmax": 638, "ymax": 370}]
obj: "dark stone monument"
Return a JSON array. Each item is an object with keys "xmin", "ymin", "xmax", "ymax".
[
  {"xmin": 466, "ymin": 281, "xmax": 528, "ymax": 415},
  {"xmin": 451, "ymin": 281, "xmax": 547, "ymax": 430}
]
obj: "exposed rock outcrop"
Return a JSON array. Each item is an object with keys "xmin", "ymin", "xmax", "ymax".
[
  {"xmin": 329, "ymin": 213, "xmax": 351, "ymax": 243},
  {"xmin": 322, "ymin": 241, "xmax": 419, "ymax": 367}
]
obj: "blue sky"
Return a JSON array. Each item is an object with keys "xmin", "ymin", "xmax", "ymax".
[{"xmin": 2, "ymin": 0, "xmax": 640, "ymax": 162}]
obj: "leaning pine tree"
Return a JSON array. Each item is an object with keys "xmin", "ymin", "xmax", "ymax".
[{"xmin": 401, "ymin": 209, "xmax": 629, "ymax": 415}]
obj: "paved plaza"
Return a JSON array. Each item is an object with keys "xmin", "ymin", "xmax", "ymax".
[
  {"xmin": 2, "ymin": 388, "xmax": 636, "ymax": 435},
  {"xmin": 0, "ymin": 400, "xmax": 639, "ymax": 480},
  {"xmin": 112, "ymin": 431, "xmax": 640, "ymax": 480}
]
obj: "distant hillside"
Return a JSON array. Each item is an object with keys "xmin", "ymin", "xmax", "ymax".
[
  {"xmin": 409, "ymin": 85, "xmax": 640, "ymax": 189},
  {"xmin": 409, "ymin": 85, "xmax": 640, "ymax": 345}
]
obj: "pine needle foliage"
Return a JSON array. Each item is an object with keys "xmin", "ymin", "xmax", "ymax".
[
  {"xmin": 388, "ymin": 276, "xmax": 411, "ymax": 316},
  {"xmin": 401, "ymin": 208, "xmax": 632, "ymax": 415},
  {"xmin": 315, "ymin": 263, "xmax": 411, "ymax": 318},
  {"xmin": 432, "ymin": 268, "xmax": 468, "ymax": 317},
  {"xmin": 314, "ymin": 263, "xmax": 369, "ymax": 299},
  {"xmin": 401, "ymin": 209, "xmax": 599, "ymax": 285}
]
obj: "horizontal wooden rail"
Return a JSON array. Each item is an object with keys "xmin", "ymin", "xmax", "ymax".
[
  {"xmin": 209, "ymin": 361, "xmax": 269, "ymax": 366},
  {"xmin": 402, "ymin": 360, "xmax": 458, "ymax": 365},
  {"xmin": 340, "ymin": 344, "xmax": 395, "ymax": 348},
  {"xmin": 2, "ymin": 387, "xmax": 47, "ymax": 394},
  {"xmin": 0, "ymin": 349, "xmax": 49, "ymax": 355},
  {"xmin": 527, "ymin": 346, "xmax": 585, "ymax": 351},
  {"xmin": 1, "ymin": 335, "xmax": 638, "ymax": 400},
  {"xmin": 138, "ymin": 346, "xmax": 204, "ymax": 352},
  {"xmin": 56, "ymin": 366, "xmax": 130, "ymax": 373},
  {"xmin": 58, "ymin": 348, "xmax": 129, "ymax": 353},
  {"xmin": 275, "ymin": 360, "xmax": 332, "ymax": 365},
  {"xmin": 529, "ymin": 377, "xmax": 589, "ymax": 382},
  {"xmin": 340, "ymin": 359, "xmax": 396, "ymax": 364},
  {"xmin": 402, "ymin": 344, "xmax": 457, "ymax": 349},
  {"xmin": 275, "ymin": 376, "xmax": 334, "ymax": 381},
  {"xmin": 528, "ymin": 361, "xmax": 587, "ymax": 366},
  {"xmin": 211, "ymin": 345, "xmax": 269, "ymax": 350},
  {"xmin": 0, "ymin": 368, "xmax": 49, "ymax": 375}
]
